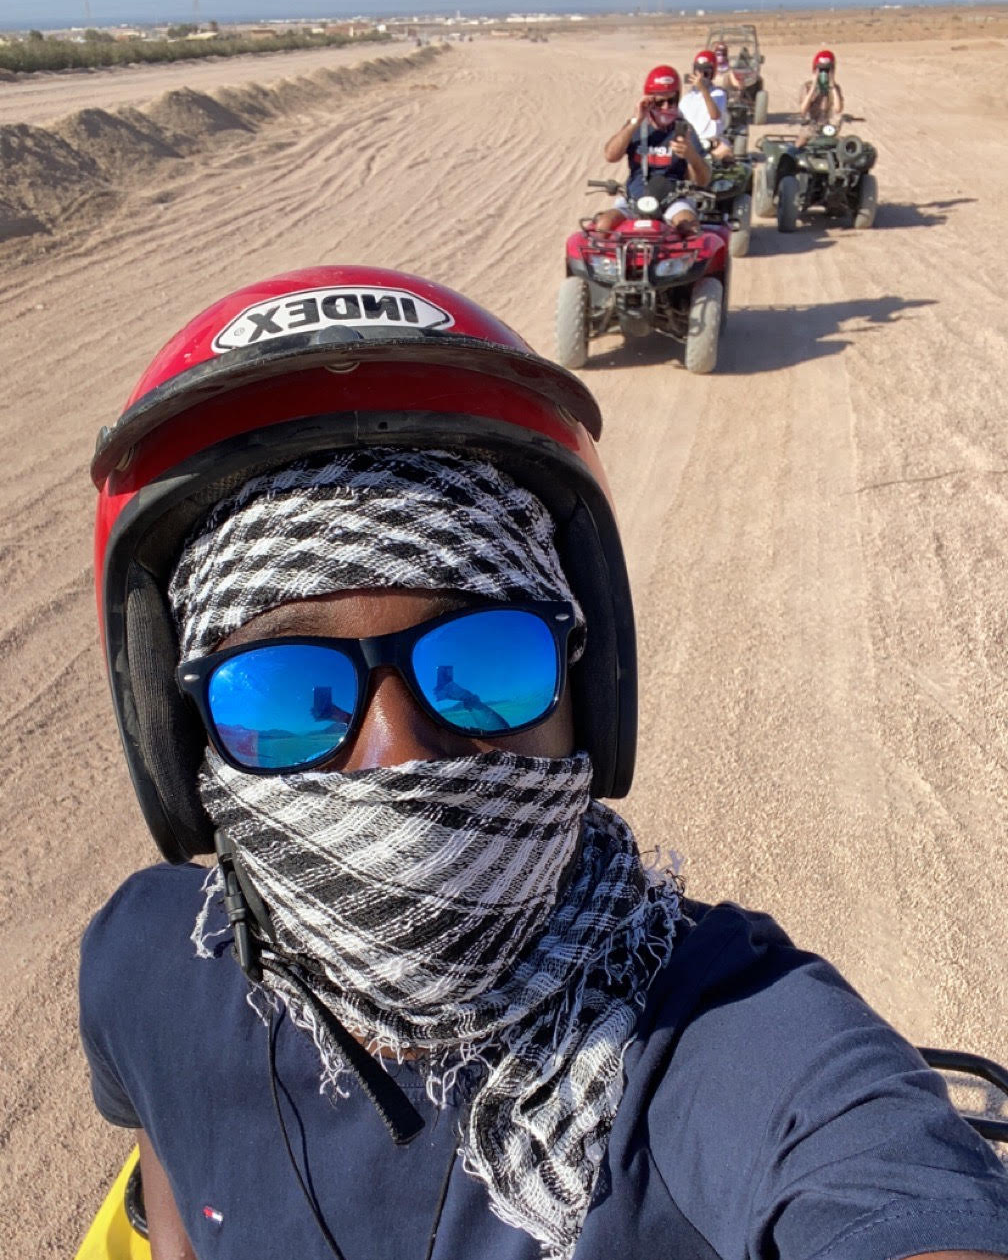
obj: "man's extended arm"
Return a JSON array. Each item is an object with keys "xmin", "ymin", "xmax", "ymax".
[
  {"xmin": 138, "ymin": 1129, "xmax": 197, "ymax": 1260},
  {"xmin": 604, "ymin": 101, "xmax": 645, "ymax": 163}
]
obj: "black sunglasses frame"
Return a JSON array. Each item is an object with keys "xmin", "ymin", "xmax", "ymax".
[{"xmin": 176, "ymin": 600, "xmax": 576, "ymax": 775}]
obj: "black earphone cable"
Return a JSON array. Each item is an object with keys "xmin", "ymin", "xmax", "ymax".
[
  {"xmin": 268, "ymin": 1006, "xmax": 348, "ymax": 1260},
  {"xmin": 267, "ymin": 1005, "xmax": 461, "ymax": 1260},
  {"xmin": 261, "ymin": 956, "xmax": 425, "ymax": 1146}
]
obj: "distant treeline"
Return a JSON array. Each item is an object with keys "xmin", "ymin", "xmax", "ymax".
[{"xmin": 0, "ymin": 28, "xmax": 390, "ymax": 75}]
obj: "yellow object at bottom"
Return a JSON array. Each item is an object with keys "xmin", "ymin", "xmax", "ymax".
[{"xmin": 74, "ymin": 1147, "xmax": 151, "ymax": 1260}]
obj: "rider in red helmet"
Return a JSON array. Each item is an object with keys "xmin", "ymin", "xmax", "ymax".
[
  {"xmin": 799, "ymin": 47, "xmax": 845, "ymax": 141},
  {"xmin": 680, "ymin": 49, "xmax": 733, "ymax": 160},
  {"xmin": 595, "ymin": 64, "xmax": 710, "ymax": 232},
  {"xmin": 79, "ymin": 268, "xmax": 1008, "ymax": 1260}
]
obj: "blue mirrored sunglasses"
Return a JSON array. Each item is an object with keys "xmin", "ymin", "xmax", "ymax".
[{"xmin": 176, "ymin": 601, "xmax": 575, "ymax": 774}]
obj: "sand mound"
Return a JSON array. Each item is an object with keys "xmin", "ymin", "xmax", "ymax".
[
  {"xmin": 144, "ymin": 86, "xmax": 253, "ymax": 153},
  {"xmin": 0, "ymin": 45, "xmax": 445, "ymax": 244},
  {"xmin": 0, "ymin": 122, "xmax": 103, "ymax": 227},
  {"xmin": 54, "ymin": 107, "xmax": 182, "ymax": 176}
]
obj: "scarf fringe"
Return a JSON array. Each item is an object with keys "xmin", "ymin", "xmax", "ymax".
[{"xmin": 192, "ymin": 791, "xmax": 683, "ymax": 1258}]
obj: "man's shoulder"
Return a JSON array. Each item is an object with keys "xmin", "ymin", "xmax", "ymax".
[
  {"xmin": 81, "ymin": 864, "xmax": 216, "ymax": 1007},
  {"xmin": 643, "ymin": 898, "xmax": 872, "ymax": 1039},
  {"xmin": 84, "ymin": 863, "xmax": 211, "ymax": 946}
]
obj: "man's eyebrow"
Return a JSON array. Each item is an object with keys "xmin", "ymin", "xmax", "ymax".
[{"xmin": 220, "ymin": 591, "xmax": 480, "ymax": 646}]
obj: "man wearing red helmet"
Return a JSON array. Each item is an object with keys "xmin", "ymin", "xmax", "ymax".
[
  {"xmin": 799, "ymin": 48, "xmax": 845, "ymax": 140},
  {"xmin": 680, "ymin": 49, "xmax": 732, "ymax": 160},
  {"xmin": 596, "ymin": 64, "xmax": 710, "ymax": 232},
  {"xmin": 78, "ymin": 268, "xmax": 1008, "ymax": 1260}
]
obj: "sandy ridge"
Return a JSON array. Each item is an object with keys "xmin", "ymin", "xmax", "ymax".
[{"xmin": 0, "ymin": 44, "xmax": 446, "ymax": 244}]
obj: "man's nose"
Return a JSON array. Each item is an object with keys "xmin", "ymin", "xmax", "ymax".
[{"xmin": 339, "ymin": 667, "xmax": 474, "ymax": 772}]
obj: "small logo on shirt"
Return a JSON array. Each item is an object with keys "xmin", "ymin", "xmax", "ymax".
[{"xmin": 202, "ymin": 1204, "xmax": 224, "ymax": 1225}]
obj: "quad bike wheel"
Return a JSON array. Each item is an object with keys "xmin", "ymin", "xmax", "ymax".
[
  {"xmin": 853, "ymin": 172, "xmax": 878, "ymax": 230},
  {"xmin": 729, "ymin": 193, "xmax": 752, "ymax": 258},
  {"xmin": 776, "ymin": 174, "xmax": 799, "ymax": 233},
  {"xmin": 753, "ymin": 89, "xmax": 769, "ymax": 126},
  {"xmin": 555, "ymin": 275, "xmax": 589, "ymax": 369},
  {"xmin": 753, "ymin": 163, "xmax": 775, "ymax": 219},
  {"xmin": 685, "ymin": 277, "xmax": 723, "ymax": 375}
]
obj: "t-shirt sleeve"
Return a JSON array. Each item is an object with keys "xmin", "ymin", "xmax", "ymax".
[
  {"xmin": 748, "ymin": 1017, "xmax": 1008, "ymax": 1259},
  {"xmin": 79, "ymin": 878, "xmax": 146, "ymax": 1129},
  {"xmin": 644, "ymin": 905, "xmax": 1008, "ymax": 1260}
]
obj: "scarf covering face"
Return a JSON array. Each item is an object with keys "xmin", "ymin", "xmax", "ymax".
[
  {"xmin": 173, "ymin": 450, "xmax": 683, "ymax": 1257},
  {"xmin": 169, "ymin": 448, "xmax": 585, "ymax": 660}
]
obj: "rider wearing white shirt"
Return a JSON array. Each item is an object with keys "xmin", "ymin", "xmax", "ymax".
[{"xmin": 679, "ymin": 49, "xmax": 732, "ymax": 160}]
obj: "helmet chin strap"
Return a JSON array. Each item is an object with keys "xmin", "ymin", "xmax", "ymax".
[{"xmin": 213, "ymin": 829, "xmax": 425, "ymax": 1146}]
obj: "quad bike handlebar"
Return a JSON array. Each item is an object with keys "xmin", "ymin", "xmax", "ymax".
[
  {"xmin": 919, "ymin": 1047, "xmax": 1008, "ymax": 1143},
  {"xmin": 585, "ymin": 178, "xmax": 720, "ymax": 217}
]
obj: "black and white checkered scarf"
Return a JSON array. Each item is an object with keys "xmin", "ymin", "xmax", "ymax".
[
  {"xmin": 173, "ymin": 451, "xmax": 683, "ymax": 1257},
  {"xmin": 169, "ymin": 448, "xmax": 585, "ymax": 660}
]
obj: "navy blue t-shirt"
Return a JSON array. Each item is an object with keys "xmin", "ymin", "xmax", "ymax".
[
  {"xmin": 625, "ymin": 121, "xmax": 702, "ymax": 199},
  {"xmin": 80, "ymin": 865, "xmax": 1008, "ymax": 1260}
]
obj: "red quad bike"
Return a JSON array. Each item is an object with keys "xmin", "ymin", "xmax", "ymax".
[{"xmin": 557, "ymin": 176, "xmax": 731, "ymax": 374}]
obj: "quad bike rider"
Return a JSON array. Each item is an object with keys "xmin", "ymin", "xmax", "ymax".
[
  {"xmin": 754, "ymin": 98, "xmax": 878, "ymax": 232},
  {"xmin": 562, "ymin": 67, "xmax": 726, "ymax": 373},
  {"xmin": 679, "ymin": 49, "xmax": 733, "ymax": 161},
  {"xmin": 595, "ymin": 64, "xmax": 710, "ymax": 234},
  {"xmin": 75, "ymin": 264, "xmax": 1008, "ymax": 1260},
  {"xmin": 709, "ymin": 43, "xmax": 753, "ymax": 158},
  {"xmin": 706, "ymin": 25, "xmax": 768, "ymax": 126},
  {"xmin": 798, "ymin": 48, "xmax": 845, "ymax": 144}
]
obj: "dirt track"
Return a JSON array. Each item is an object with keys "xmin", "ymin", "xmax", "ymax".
[{"xmin": 1, "ymin": 21, "xmax": 1007, "ymax": 1254}]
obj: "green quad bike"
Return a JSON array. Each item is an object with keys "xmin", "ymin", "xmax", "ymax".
[
  {"xmin": 754, "ymin": 117, "xmax": 878, "ymax": 232},
  {"xmin": 706, "ymin": 151, "xmax": 755, "ymax": 257}
]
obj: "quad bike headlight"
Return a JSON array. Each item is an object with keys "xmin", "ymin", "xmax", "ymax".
[
  {"xmin": 636, "ymin": 195, "xmax": 660, "ymax": 215},
  {"xmin": 654, "ymin": 253, "xmax": 697, "ymax": 279},
  {"xmin": 588, "ymin": 255, "xmax": 621, "ymax": 280}
]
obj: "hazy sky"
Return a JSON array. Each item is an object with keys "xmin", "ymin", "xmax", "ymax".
[
  {"xmin": 3, "ymin": 0, "xmax": 589, "ymax": 26},
  {"xmin": 1, "ymin": 0, "xmax": 948, "ymax": 32}
]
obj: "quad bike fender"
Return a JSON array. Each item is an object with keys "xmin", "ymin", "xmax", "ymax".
[
  {"xmin": 566, "ymin": 256, "xmax": 590, "ymax": 281},
  {"xmin": 565, "ymin": 231, "xmax": 591, "ymax": 267},
  {"xmin": 696, "ymin": 228, "xmax": 730, "ymax": 279},
  {"xmin": 774, "ymin": 151, "xmax": 799, "ymax": 191},
  {"xmin": 74, "ymin": 1147, "xmax": 150, "ymax": 1260}
]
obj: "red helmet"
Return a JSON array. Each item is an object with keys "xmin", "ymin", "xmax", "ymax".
[
  {"xmin": 813, "ymin": 49, "xmax": 836, "ymax": 71},
  {"xmin": 642, "ymin": 64, "xmax": 681, "ymax": 99},
  {"xmin": 693, "ymin": 49, "xmax": 717, "ymax": 75},
  {"xmin": 92, "ymin": 266, "xmax": 637, "ymax": 860}
]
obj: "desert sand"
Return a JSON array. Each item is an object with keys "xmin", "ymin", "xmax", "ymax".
[{"xmin": 1, "ymin": 10, "xmax": 1006, "ymax": 1253}]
